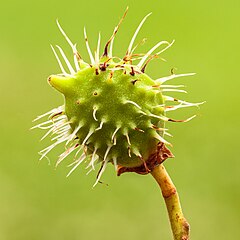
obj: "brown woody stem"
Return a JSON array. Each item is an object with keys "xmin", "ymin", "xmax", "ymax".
[{"xmin": 151, "ymin": 164, "xmax": 190, "ymax": 240}]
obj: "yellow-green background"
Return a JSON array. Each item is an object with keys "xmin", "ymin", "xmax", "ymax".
[{"xmin": 0, "ymin": 0, "xmax": 239, "ymax": 239}]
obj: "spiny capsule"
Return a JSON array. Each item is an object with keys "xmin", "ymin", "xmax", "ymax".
[{"xmin": 32, "ymin": 8, "xmax": 203, "ymax": 186}]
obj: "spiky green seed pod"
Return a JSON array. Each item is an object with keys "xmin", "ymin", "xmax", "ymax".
[{"xmin": 33, "ymin": 9, "xmax": 202, "ymax": 185}]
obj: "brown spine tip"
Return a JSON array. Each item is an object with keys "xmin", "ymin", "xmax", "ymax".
[
  {"xmin": 130, "ymin": 66, "xmax": 135, "ymax": 76},
  {"xmin": 152, "ymin": 84, "xmax": 160, "ymax": 88},
  {"xmin": 135, "ymin": 127, "xmax": 144, "ymax": 132},
  {"xmin": 99, "ymin": 64, "xmax": 106, "ymax": 71},
  {"xmin": 152, "ymin": 124, "xmax": 163, "ymax": 130},
  {"xmin": 102, "ymin": 7, "xmax": 129, "ymax": 57},
  {"xmin": 168, "ymin": 118, "xmax": 185, "ymax": 122},
  {"xmin": 131, "ymin": 79, "xmax": 139, "ymax": 85},
  {"xmin": 74, "ymin": 52, "xmax": 82, "ymax": 61},
  {"xmin": 171, "ymin": 68, "xmax": 176, "ymax": 75},
  {"xmin": 103, "ymin": 44, "xmax": 109, "ymax": 57},
  {"xmin": 109, "ymin": 71, "xmax": 114, "ymax": 79},
  {"xmin": 50, "ymin": 111, "xmax": 63, "ymax": 119},
  {"xmin": 100, "ymin": 59, "xmax": 110, "ymax": 71},
  {"xmin": 141, "ymin": 54, "xmax": 158, "ymax": 73}
]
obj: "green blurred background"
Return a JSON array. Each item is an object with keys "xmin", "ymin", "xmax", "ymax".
[{"xmin": 0, "ymin": 0, "xmax": 239, "ymax": 239}]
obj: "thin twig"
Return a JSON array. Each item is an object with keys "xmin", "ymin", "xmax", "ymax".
[{"xmin": 151, "ymin": 164, "xmax": 190, "ymax": 240}]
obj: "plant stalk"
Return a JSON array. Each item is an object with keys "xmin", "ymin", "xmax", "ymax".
[{"xmin": 151, "ymin": 164, "xmax": 190, "ymax": 240}]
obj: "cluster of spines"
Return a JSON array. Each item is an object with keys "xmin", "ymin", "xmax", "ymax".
[{"xmin": 32, "ymin": 8, "xmax": 203, "ymax": 186}]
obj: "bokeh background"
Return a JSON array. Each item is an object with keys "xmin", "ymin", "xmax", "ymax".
[{"xmin": 0, "ymin": 0, "xmax": 239, "ymax": 239}]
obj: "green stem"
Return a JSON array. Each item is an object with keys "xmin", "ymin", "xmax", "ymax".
[{"xmin": 151, "ymin": 164, "xmax": 190, "ymax": 240}]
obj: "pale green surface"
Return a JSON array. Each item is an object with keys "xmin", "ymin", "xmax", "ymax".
[{"xmin": 0, "ymin": 0, "xmax": 239, "ymax": 239}]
